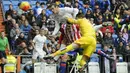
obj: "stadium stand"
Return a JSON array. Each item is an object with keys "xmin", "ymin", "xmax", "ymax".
[
  {"xmin": 1, "ymin": 0, "xmax": 47, "ymax": 11},
  {"xmin": 0, "ymin": 2, "xmax": 4, "ymax": 32},
  {"xmin": 0, "ymin": 0, "xmax": 130, "ymax": 73}
]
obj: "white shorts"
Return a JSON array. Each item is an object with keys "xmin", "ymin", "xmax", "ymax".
[{"xmin": 32, "ymin": 49, "xmax": 46, "ymax": 60}]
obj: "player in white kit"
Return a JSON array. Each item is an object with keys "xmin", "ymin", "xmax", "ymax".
[{"xmin": 32, "ymin": 29, "xmax": 47, "ymax": 63}]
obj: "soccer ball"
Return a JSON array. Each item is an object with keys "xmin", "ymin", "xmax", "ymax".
[{"xmin": 19, "ymin": 1, "xmax": 31, "ymax": 11}]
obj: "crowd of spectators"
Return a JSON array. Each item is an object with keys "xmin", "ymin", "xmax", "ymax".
[{"xmin": 2, "ymin": 0, "xmax": 130, "ymax": 62}]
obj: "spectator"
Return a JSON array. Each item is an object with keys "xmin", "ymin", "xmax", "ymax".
[
  {"xmin": 112, "ymin": 31, "xmax": 118, "ymax": 41},
  {"xmin": 46, "ymin": 19, "xmax": 55, "ymax": 34},
  {"xmin": 2, "ymin": 15, "xmax": 12, "ymax": 35},
  {"xmin": 114, "ymin": 9, "xmax": 122, "ymax": 31},
  {"xmin": 89, "ymin": 18, "xmax": 96, "ymax": 26},
  {"xmin": 101, "ymin": 0, "xmax": 111, "ymax": 11},
  {"xmin": 96, "ymin": 14, "xmax": 104, "ymax": 25},
  {"xmin": 74, "ymin": 1, "xmax": 80, "ymax": 9},
  {"xmin": 26, "ymin": 9, "xmax": 36, "ymax": 25},
  {"xmin": 80, "ymin": 2, "xmax": 92, "ymax": 15},
  {"xmin": 124, "ymin": 45, "xmax": 130, "ymax": 55},
  {"xmin": 11, "ymin": 27, "xmax": 20, "ymax": 52},
  {"xmin": 96, "ymin": 31, "xmax": 103, "ymax": 44},
  {"xmin": 103, "ymin": 9, "xmax": 111, "ymax": 21},
  {"xmin": 33, "ymin": 1, "xmax": 41, "ymax": 17},
  {"xmin": 103, "ymin": 44, "xmax": 112, "ymax": 54},
  {"xmin": 36, "ymin": 2, "xmax": 46, "ymax": 16},
  {"xmin": 15, "ymin": 32, "xmax": 26, "ymax": 47},
  {"xmin": 20, "ymin": 20, "xmax": 32, "ymax": 39},
  {"xmin": 103, "ymin": 31, "xmax": 114, "ymax": 48},
  {"xmin": 0, "ymin": 31, "xmax": 10, "ymax": 73},
  {"xmin": 12, "ymin": 10, "xmax": 19, "ymax": 21},
  {"xmin": 94, "ymin": 8, "xmax": 102, "ymax": 23},
  {"xmin": 78, "ymin": 9, "xmax": 84, "ymax": 14},
  {"xmin": 41, "ymin": 2, "xmax": 46, "ymax": 9},
  {"xmin": 85, "ymin": 9, "xmax": 94, "ymax": 19},
  {"xmin": 40, "ymin": 15, "xmax": 48, "ymax": 28},
  {"xmin": 116, "ymin": 41, "xmax": 126, "ymax": 55},
  {"xmin": 27, "ymin": 40, "xmax": 35, "ymax": 54},
  {"xmin": 5, "ymin": 4, "xmax": 14, "ymax": 19},
  {"xmin": 122, "ymin": 28, "xmax": 129, "ymax": 43},
  {"xmin": 94, "ymin": 3, "xmax": 100, "ymax": 10},
  {"xmin": 37, "ymin": 9, "xmax": 47, "ymax": 21},
  {"xmin": 100, "ymin": 24, "xmax": 114, "ymax": 34},
  {"xmin": 18, "ymin": 14, "xmax": 27, "ymax": 26},
  {"xmin": 15, "ymin": 42, "xmax": 27, "ymax": 55},
  {"xmin": 10, "ymin": 23, "xmax": 21, "ymax": 48},
  {"xmin": 114, "ymin": 32, "xmax": 126, "ymax": 47},
  {"xmin": 28, "ymin": 22, "xmax": 40, "ymax": 40},
  {"xmin": 114, "ymin": 9, "xmax": 122, "ymax": 19}
]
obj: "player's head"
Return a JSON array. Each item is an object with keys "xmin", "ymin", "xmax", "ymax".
[
  {"xmin": 48, "ymin": 3, "xmax": 59, "ymax": 14},
  {"xmin": 0, "ymin": 31, "xmax": 5, "ymax": 38},
  {"xmin": 39, "ymin": 29, "xmax": 46, "ymax": 36},
  {"xmin": 76, "ymin": 13, "xmax": 85, "ymax": 19}
]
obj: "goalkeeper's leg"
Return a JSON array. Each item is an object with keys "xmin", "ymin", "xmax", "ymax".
[{"xmin": 44, "ymin": 43, "xmax": 80, "ymax": 59}]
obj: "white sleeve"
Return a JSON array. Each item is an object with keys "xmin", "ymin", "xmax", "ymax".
[
  {"xmin": 52, "ymin": 21, "xmax": 60, "ymax": 35},
  {"xmin": 121, "ymin": 24, "xmax": 126, "ymax": 32},
  {"xmin": 60, "ymin": 7, "xmax": 79, "ymax": 18},
  {"xmin": 98, "ymin": 30, "xmax": 103, "ymax": 38},
  {"xmin": 94, "ymin": 25, "xmax": 103, "ymax": 31}
]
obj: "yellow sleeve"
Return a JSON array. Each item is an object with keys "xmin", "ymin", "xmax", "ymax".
[{"xmin": 67, "ymin": 18, "xmax": 80, "ymax": 24}]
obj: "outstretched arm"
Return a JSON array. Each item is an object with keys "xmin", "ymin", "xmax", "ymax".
[
  {"xmin": 93, "ymin": 25, "xmax": 103, "ymax": 31},
  {"xmin": 67, "ymin": 18, "xmax": 80, "ymax": 24},
  {"xmin": 60, "ymin": 7, "xmax": 79, "ymax": 18},
  {"xmin": 52, "ymin": 21, "xmax": 60, "ymax": 35}
]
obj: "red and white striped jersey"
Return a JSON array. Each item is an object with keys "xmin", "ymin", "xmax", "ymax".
[{"xmin": 58, "ymin": 24, "xmax": 81, "ymax": 44}]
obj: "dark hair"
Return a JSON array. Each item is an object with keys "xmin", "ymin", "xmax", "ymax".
[
  {"xmin": 36, "ymin": 1, "xmax": 40, "ymax": 4},
  {"xmin": 40, "ymin": 2, "xmax": 45, "ymax": 5},
  {"xmin": 47, "ymin": 3, "xmax": 58, "ymax": 9},
  {"xmin": 9, "ymin": 4, "xmax": 12, "ymax": 6},
  {"xmin": 18, "ymin": 3, "xmax": 21, "ymax": 6},
  {"xmin": 32, "ymin": 22, "xmax": 37, "ymax": 26},
  {"xmin": 76, "ymin": 13, "xmax": 85, "ymax": 18},
  {"xmin": 0, "ymin": 31, "xmax": 5, "ymax": 33}
]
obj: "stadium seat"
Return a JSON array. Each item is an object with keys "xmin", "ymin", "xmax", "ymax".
[
  {"xmin": 4, "ymin": 63, "xmax": 16, "ymax": 73},
  {"xmin": 13, "ymin": 5, "xmax": 18, "ymax": 10},
  {"xmin": 116, "ymin": 62, "xmax": 128, "ymax": 73},
  {"xmin": 3, "ymin": 5, "xmax": 9, "ymax": 11},
  {"xmin": 30, "ymin": 0, "xmax": 37, "ymax": 4},
  {"xmin": 88, "ymin": 62, "xmax": 100, "ymax": 73},
  {"xmin": 31, "ymin": 5, "xmax": 35, "ymax": 8},
  {"xmin": 30, "ymin": 0, "xmax": 37, "ymax": 7},
  {"xmin": 11, "ymin": 0, "xmax": 20, "ymax": 6},
  {"xmin": 11, "ymin": 0, "xmax": 19, "ymax": 10},
  {"xmin": 90, "ymin": 54, "xmax": 99, "ymax": 62},
  {"xmin": 21, "ymin": 0, "xmax": 30, "ymax": 1},
  {"xmin": 2, "ymin": 0, "xmax": 12, "ymax": 11},
  {"xmin": 2, "ymin": 0, "xmax": 11, "ymax": 1},
  {"xmin": 96, "ymin": 44, "xmax": 102, "ymax": 50},
  {"xmin": 38, "ymin": 0, "xmax": 47, "ymax": 4},
  {"xmin": 79, "ymin": 1, "xmax": 83, "ymax": 4},
  {"xmin": 2, "ymin": 0, "xmax": 11, "ymax": 5}
]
